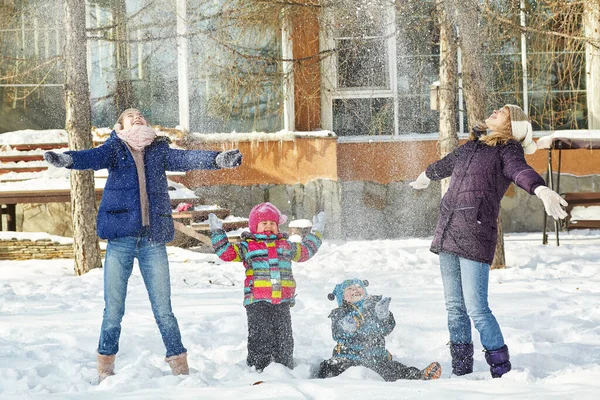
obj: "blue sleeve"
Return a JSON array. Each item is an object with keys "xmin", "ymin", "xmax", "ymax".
[
  {"xmin": 164, "ymin": 147, "xmax": 221, "ymax": 171},
  {"xmin": 65, "ymin": 141, "xmax": 115, "ymax": 171}
]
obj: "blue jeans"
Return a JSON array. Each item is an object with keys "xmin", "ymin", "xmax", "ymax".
[
  {"xmin": 97, "ymin": 233, "xmax": 186, "ymax": 358},
  {"xmin": 439, "ymin": 252, "xmax": 505, "ymax": 351}
]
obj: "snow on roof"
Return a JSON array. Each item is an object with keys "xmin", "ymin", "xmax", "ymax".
[
  {"xmin": 536, "ymin": 130, "xmax": 600, "ymax": 149},
  {"xmin": 188, "ymin": 130, "xmax": 336, "ymax": 143}
]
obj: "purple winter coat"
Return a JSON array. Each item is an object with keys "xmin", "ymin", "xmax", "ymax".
[{"xmin": 426, "ymin": 138, "xmax": 545, "ymax": 264}]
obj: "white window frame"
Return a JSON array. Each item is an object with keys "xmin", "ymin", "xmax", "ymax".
[{"xmin": 320, "ymin": 2, "xmax": 398, "ymax": 139}]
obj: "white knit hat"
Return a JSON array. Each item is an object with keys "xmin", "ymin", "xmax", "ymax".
[{"xmin": 505, "ymin": 104, "xmax": 537, "ymax": 155}]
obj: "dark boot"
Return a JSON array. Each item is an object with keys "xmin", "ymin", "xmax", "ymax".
[
  {"xmin": 485, "ymin": 345, "xmax": 511, "ymax": 378},
  {"xmin": 450, "ymin": 343, "xmax": 474, "ymax": 376}
]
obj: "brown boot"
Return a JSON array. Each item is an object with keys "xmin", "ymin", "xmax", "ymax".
[
  {"xmin": 421, "ymin": 362, "xmax": 442, "ymax": 380},
  {"xmin": 165, "ymin": 352, "xmax": 189, "ymax": 375},
  {"xmin": 97, "ymin": 353, "xmax": 116, "ymax": 383}
]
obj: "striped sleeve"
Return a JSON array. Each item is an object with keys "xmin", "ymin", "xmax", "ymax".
[
  {"xmin": 290, "ymin": 231, "xmax": 322, "ymax": 262},
  {"xmin": 210, "ymin": 230, "xmax": 243, "ymax": 262}
]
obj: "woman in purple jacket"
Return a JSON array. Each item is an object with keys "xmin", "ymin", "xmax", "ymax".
[{"xmin": 410, "ymin": 105, "xmax": 567, "ymax": 378}]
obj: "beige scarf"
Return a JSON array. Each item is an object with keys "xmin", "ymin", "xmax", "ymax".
[{"xmin": 116, "ymin": 125, "xmax": 157, "ymax": 151}]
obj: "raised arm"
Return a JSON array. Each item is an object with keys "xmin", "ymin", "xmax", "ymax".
[
  {"xmin": 501, "ymin": 141, "xmax": 567, "ymax": 219},
  {"xmin": 164, "ymin": 148, "xmax": 242, "ymax": 172},
  {"xmin": 61, "ymin": 140, "xmax": 116, "ymax": 171},
  {"xmin": 164, "ymin": 148, "xmax": 221, "ymax": 171},
  {"xmin": 409, "ymin": 145, "xmax": 463, "ymax": 190},
  {"xmin": 288, "ymin": 231, "xmax": 322, "ymax": 263},
  {"xmin": 500, "ymin": 141, "xmax": 545, "ymax": 194},
  {"xmin": 426, "ymin": 145, "xmax": 462, "ymax": 181},
  {"xmin": 208, "ymin": 213, "xmax": 246, "ymax": 262}
]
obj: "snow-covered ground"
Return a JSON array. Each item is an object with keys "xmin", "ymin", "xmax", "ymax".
[{"xmin": 1, "ymin": 230, "xmax": 600, "ymax": 399}]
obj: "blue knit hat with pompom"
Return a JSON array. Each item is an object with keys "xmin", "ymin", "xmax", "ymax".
[{"xmin": 327, "ymin": 279, "xmax": 369, "ymax": 307}]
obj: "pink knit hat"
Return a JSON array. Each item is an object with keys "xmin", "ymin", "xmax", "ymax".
[{"xmin": 248, "ymin": 202, "xmax": 288, "ymax": 234}]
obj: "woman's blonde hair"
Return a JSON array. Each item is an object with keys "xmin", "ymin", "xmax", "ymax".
[{"xmin": 470, "ymin": 104, "xmax": 524, "ymax": 147}]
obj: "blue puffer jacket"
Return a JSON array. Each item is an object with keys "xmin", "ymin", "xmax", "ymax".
[{"xmin": 66, "ymin": 132, "xmax": 220, "ymax": 242}]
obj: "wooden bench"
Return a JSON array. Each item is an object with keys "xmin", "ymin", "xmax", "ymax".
[
  {"xmin": 563, "ymin": 192, "xmax": 600, "ymax": 230},
  {"xmin": 537, "ymin": 133, "xmax": 600, "ymax": 245}
]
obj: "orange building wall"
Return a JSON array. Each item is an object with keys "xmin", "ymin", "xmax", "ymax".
[
  {"xmin": 291, "ymin": 6, "xmax": 321, "ymax": 131},
  {"xmin": 177, "ymin": 137, "xmax": 598, "ymax": 189},
  {"xmin": 179, "ymin": 137, "xmax": 337, "ymax": 188},
  {"xmin": 337, "ymin": 140, "xmax": 600, "ymax": 184}
]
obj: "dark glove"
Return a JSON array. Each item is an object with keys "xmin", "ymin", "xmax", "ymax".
[
  {"xmin": 215, "ymin": 149, "xmax": 242, "ymax": 169},
  {"xmin": 44, "ymin": 151, "xmax": 73, "ymax": 168},
  {"xmin": 374, "ymin": 297, "xmax": 391, "ymax": 320}
]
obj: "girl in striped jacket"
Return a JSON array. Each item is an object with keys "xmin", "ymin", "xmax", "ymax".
[{"xmin": 208, "ymin": 202, "xmax": 324, "ymax": 371}]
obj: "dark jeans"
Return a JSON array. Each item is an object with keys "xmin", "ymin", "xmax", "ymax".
[
  {"xmin": 246, "ymin": 301, "xmax": 293, "ymax": 370},
  {"xmin": 317, "ymin": 357, "xmax": 422, "ymax": 381}
]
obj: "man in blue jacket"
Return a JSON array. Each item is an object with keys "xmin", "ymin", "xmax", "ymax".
[{"xmin": 44, "ymin": 108, "xmax": 242, "ymax": 382}]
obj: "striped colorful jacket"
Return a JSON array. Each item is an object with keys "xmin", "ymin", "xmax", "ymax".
[{"xmin": 210, "ymin": 230, "xmax": 322, "ymax": 306}]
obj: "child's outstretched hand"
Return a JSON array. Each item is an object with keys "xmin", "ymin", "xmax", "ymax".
[
  {"xmin": 44, "ymin": 151, "xmax": 73, "ymax": 168},
  {"xmin": 207, "ymin": 213, "xmax": 223, "ymax": 232},
  {"xmin": 215, "ymin": 149, "xmax": 242, "ymax": 168},
  {"xmin": 311, "ymin": 211, "xmax": 326, "ymax": 233},
  {"xmin": 339, "ymin": 314, "xmax": 358, "ymax": 333},
  {"xmin": 375, "ymin": 297, "xmax": 391, "ymax": 320}
]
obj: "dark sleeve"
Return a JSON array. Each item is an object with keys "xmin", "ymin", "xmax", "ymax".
[
  {"xmin": 500, "ymin": 141, "xmax": 546, "ymax": 194},
  {"xmin": 425, "ymin": 144, "xmax": 463, "ymax": 181},
  {"xmin": 65, "ymin": 140, "xmax": 115, "ymax": 171},
  {"xmin": 164, "ymin": 147, "xmax": 221, "ymax": 171}
]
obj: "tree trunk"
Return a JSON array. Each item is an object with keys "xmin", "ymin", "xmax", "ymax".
[
  {"xmin": 436, "ymin": 0, "xmax": 458, "ymax": 196},
  {"xmin": 65, "ymin": 0, "xmax": 103, "ymax": 275},
  {"xmin": 454, "ymin": 0, "xmax": 506, "ymax": 269},
  {"xmin": 113, "ymin": 0, "xmax": 135, "ymax": 110}
]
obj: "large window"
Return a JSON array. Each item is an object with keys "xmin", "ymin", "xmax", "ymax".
[
  {"xmin": 321, "ymin": 0, "xmax": 399, "ymax": 136},
  {"xmin": 525, "ymin": 0, "xmax": 587, "ymax": 130},
  {"xmin": 485, "ymin": 0, "xmax": 588, "ymax": 130},
  {"xmin": 0, "ymin": 0, "xmax": 65, "ymax": 133},
  {"xmin": 321, "ymin": 0, "xmax": 440, "ymax": 137},
  {"xmin": 322, "ymin": 0, "xmax": 592, "ymax": 138},
  {"xmin": 0, "ymin": 0, "xmax": 283, "ymax": 134}
]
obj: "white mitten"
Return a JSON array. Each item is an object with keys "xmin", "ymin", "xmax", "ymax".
[
  {"xmin": 339, "ymin": 314, "xmax": 358, "ymax": 333},
  {"xmin": 207, "ymin": 213, "xmax": 223, "ymax": 231},
  {"xmin": 374, "ymin": 297, "xmax": 391, "ymax": 320},
  {"xmin": 535, "ymin": 186, "xmax": 568, "ymax": 220},
  {"xmin": 409, "ymin": 171, "xmax": 431, "ymax": 190},
  {"xmin": 311, "ymin": 211, "xmax": 326, "ymax": 233}
]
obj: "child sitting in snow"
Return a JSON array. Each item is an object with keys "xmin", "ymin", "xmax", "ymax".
[
  {"xmin": 207, "ymin": 202, "xmax": 325, "ymax": 371},
  {"xmin": 316, "ymin": 279, "xmax": 442, "ymax": 381}
]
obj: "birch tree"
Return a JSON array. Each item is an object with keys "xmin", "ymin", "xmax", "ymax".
[{"xmin": 64, "ymin": 0, "xmax": 103, "ymax": 275}]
